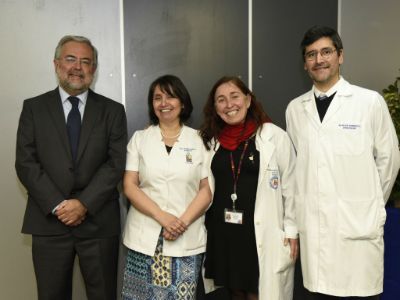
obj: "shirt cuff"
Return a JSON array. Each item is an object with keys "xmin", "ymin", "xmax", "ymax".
[{"xmin": 52, "ymin": 201, "xmax": 65, "ymax": 215}]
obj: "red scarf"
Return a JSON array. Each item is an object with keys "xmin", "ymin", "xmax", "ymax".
[{"xmin": 218, "ymin": 120, "xmax": 257, "ymax": 151}]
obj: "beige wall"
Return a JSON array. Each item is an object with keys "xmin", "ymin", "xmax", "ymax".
[
  {"xmin": 340, "ymin": 0, "xmax": 400, "ymax": 93},
  {"xmin": 0, "ymin": 0, "xmax": 122, "ymax": 299}
]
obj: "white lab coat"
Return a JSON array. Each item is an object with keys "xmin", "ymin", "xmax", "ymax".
[
  {"xmin": 285, "ymin": 77, "xmax": 400, "ymax": 296},
  {"xmin": 203, "ymin": 123, "xmax": 297, "ymax": 300},
  {"xmin": 123, "ymin": 125, "xmax": 208, "ymax": 257}
]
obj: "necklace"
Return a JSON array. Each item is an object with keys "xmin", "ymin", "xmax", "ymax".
[{"xmin": 160, "ymin": 126, "xmax": 182, "ymax": 139}]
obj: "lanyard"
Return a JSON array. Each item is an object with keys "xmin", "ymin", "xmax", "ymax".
[{"xmin": 229, "ymin": 139, "xmax": 249, "ymax": 210}]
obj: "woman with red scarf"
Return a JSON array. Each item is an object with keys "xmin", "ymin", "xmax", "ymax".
[{"xmin": 199, "ymin": 76, "xmax": 298, "ymax": 300}]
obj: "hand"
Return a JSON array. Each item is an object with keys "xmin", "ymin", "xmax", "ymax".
[
  {"xmin": 55, "ymin": 199, "xmax": 87, "ymax": 226},
  {"xmin": 284, "ymin": 238, "xmax": 299, "ymax": 260},
  {"xmin": 162, "ymin": 217, "xmax": 189, "ymax": 241},
  {"xmin": 162, "ymin": 228, "xmax": 179, "ymax": 241},
  {"xmin": 156, "ymin": 211, "xmax": 187, "ymax": 238}
]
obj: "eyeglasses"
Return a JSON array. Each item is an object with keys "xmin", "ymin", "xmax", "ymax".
[
  {"xmin": 61, "ymin": 56, "xmax": 93, "ymax": 66},
  {"xmin": 304, "ymin": 48, "xmax": 337, "ymax": 61}
]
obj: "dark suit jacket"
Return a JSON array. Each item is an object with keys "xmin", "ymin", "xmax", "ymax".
[{"xmin": 15, "ymin": 87, "xmax": 127, "ymax": 238}]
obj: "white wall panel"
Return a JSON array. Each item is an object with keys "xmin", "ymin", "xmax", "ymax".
[{"xmin": 0, "ymin": 1, "xmax": 121, "ymax": 298}]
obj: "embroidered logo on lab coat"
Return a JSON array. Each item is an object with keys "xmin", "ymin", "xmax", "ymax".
[
  {"xmin": 186, "ymin": 152, "xmax": 192, "ymax": 163},
  {"xmin": 179, "ymin": 147, "xmax": 195, "ymax": 164},
  {"xmin": 267, "ymin": 168, "xmax": 279, "ymax": 189},
  {"xmin": 269, "ymin": 175, "xmax": 279, "ymax": 189}
]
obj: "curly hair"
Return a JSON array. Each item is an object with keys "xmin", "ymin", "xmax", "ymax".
[{"xmin": 199, "ymin": 76, "xmax": 270, "ymax": 150}]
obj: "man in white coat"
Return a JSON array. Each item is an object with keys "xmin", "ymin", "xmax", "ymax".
[{"xmin": 286, "ymin": 25, "xmax": 400, "ymax": 299}]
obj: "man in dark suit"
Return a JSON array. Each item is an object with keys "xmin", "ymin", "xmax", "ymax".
[{"xmin": 15, "ymin": 35, "xmax": 127, "ymax": 300}]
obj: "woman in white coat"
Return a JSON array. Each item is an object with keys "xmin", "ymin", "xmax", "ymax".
[
  {"xmin": 199, "ymin": 76, "xmax": 298, "ymax": 300},
  {"xmin": 121, "ymin": 75, "xmax": 212, "ymax": 299}
]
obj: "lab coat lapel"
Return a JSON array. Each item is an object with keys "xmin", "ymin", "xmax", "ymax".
[
  {"xmin": 257, "ymin": 128, "xmax": 275, "ymax": 184},
  {"xmin": 321, "ymin": 95, "xmax": 344, "ymax": 124},
  {"xmin": 301, "ymin": 91, "xmax": 321, "ymax": 129},
  {"xmin": 322, "ymin": 79, "xmax": 352, "ymax": 124}
]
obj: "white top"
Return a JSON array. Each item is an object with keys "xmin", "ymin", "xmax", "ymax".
[{"xmin": 123, "ymin": 125, "xmax": 208, "ymax": 257}]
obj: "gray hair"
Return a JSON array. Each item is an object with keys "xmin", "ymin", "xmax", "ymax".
[{"xmin": 54, "ymin": 35, "xmax": 98, "ymax": 68}]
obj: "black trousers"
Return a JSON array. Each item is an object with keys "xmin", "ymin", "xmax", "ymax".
[
  {"xmin": 32, "ymin": 233, "xmax": 119, "ymax": 300},
  {"xmin": 304, "ymin": 290, "xmax": 380, "ymax": 300}
]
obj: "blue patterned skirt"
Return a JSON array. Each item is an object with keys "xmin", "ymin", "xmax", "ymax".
[{"xmin": 122, "ymin": 236, "xmax": 203, "ymax": 300}]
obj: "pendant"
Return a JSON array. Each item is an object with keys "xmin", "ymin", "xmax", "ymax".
[{"xmin": 231, "ymin": 193, "xmax": 237, "ymax": 201}]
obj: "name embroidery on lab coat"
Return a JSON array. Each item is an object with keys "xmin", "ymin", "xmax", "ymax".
[
  {"xmin": 179, "ymin": 147, "xmax": 195, "ymax": 164},
  {"xmin": 338, "ymin": 123, "xmax": 361, "ymax": 130}
]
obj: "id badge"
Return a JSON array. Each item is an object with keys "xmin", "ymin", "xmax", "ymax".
[{"xmin": 224, "ymin": 208, "xmax": 244, "ymax": 224}]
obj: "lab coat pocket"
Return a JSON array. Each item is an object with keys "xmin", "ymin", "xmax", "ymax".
[
  {"xmin": 333, "ymin": 129, "xmax": 364, "ymax": 155},
  {"xmin": 185, "ymin": 221, "xmax": 207, "ymax": 251},
  {"xmin": 339, "ymin": 197, "xmax": 385, "ymax": 240},
  {"xmin": 274, "ymin": 229, "xmax": 295, "ymax": 273}
]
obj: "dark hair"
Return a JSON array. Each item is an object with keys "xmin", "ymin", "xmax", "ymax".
[
  {"xmin": 199, "ymin": 76, "xmax": 270, "ymax": 150},
  {"xmin": 300, "ymin": 25, "xmax": 343, "ymax": 60},
  {"xmin": 147, "ymin": 75, "xmax": 193, "ymax": 125}
]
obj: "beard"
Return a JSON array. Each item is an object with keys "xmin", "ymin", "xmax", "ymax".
[
  {"xmin": 60, "ymin": 78, "xmax": 90, "ymax": 92},
  {"xmin": 57, "ymin": 71, "xmax": 93, "ymax": 94}
]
